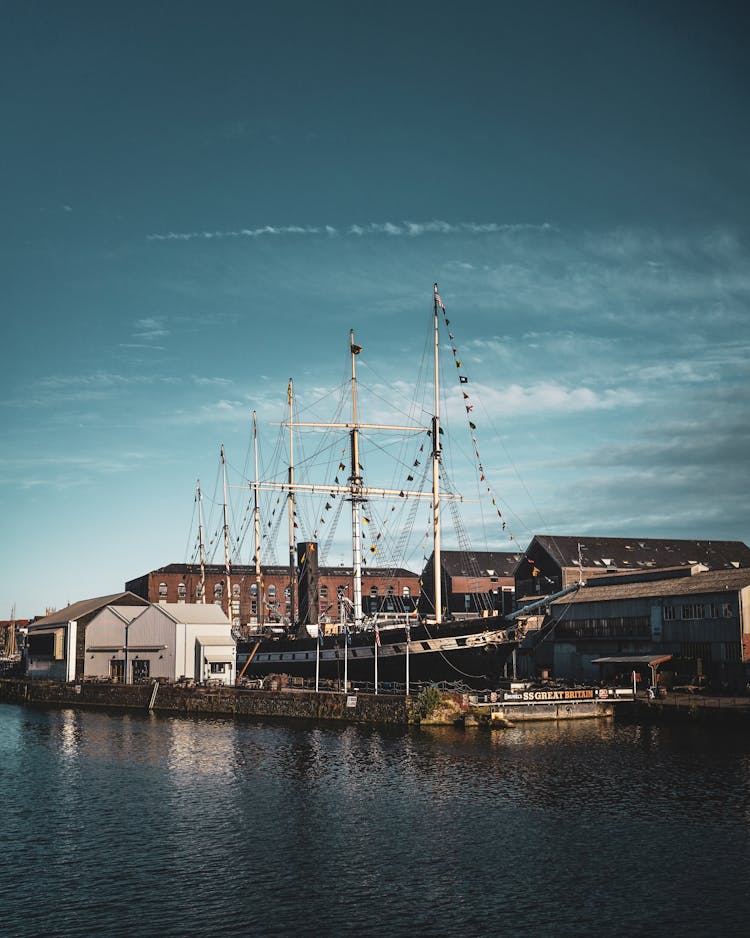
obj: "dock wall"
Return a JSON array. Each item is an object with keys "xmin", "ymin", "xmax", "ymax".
[{"xmin": 0, "ymin": 678, "xmax": 414, "ymax": 725}]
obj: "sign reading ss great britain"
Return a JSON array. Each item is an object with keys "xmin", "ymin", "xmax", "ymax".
[{"xmin": 503, "ymin": 688, "xmax": 595, "ymax": 702}]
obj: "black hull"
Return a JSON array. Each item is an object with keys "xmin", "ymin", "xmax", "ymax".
[{"xmin": 237, "ymin": 619, "xmax": 517, "ymax": 689}]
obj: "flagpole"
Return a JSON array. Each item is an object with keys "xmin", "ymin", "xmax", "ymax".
[
  {"xmin": 374, "ymin": 626, "xmax": 379, "ymax": 695},
  {"xmin": 405, "ymin": 624, "xmax": 410, "ymax": 696},
  {"xmin": 316, "ymin": 625, "xmax": 321, "ymax": 693},
  {"xmin": 344, "ymin": 626, "xmax": 348, "ymax": 693}
]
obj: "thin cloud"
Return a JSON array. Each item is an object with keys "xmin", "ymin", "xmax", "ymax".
[
  {"xmin": 133, "ymin": 317, "xmax": 170, "ymax": 340},
  {"xmin": 146, "ymin": 220, "xmax": 555, "ymax": 242},
  {"xmin": 461, "ymin": 381, "xmax": 641, "ymax": 415}
]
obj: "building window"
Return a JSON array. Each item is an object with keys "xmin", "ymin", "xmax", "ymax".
[
  {"xmin": 196, "ymin": 583, "xmax": 203, "ymax": 599},
  {"xmin": 721, "ymin": 602, "xmax": 733, "ymax": 618},
  {"xmin": 679, "ymin": 641, "xmax": 712, "ymax": 662},
  {"xmin": 250, "ymin": 583, "xmax": 258, "ymax": 596},
  {"xmin": 663, "ymin": 605, "xmax": 675, "ymax": 621},
  {"xmin": 387, "ymin": 586, "xmax": 394, "ymax": 597},
  {"xmin": 132, "ymin": 660, "xmax": 150, "ymax": 683},
  {"xmin": 681, "ymin": 603, "xmax": 705, "ymax": 620},
  {"xmin": 284, "ymin": 586, "xmax": 291, "ymax": 599},
  {"xmin": 177, "ymin": 583, "xmax": 186, "ymax": 600},
  {"xmin": 337, "ymin": 585, "xmax": 346, "ymax": 599},
  {"xmin": 214, "ymin": 583, "xmax": 223, "ymax": 599},
  {"xmin": 556, "ymin": 616, "xmax": 651, "ymax": 639},
  {"xmin": 268, "ymin": 585, "xmax": 276, "ymax": 599},
  {"xmin": 723, "ymin": 643, "xmax": 741, "ymax": 662},
  {"xmin": 251, "ymin": 600, "xmax": 257, "ymax": 615},
  {"xmin": 320, "ymin": 585, "xmax": 329, "ymax": 600},
  {"xmin": 370, "ymin": 586, "xmax": 378, "ymax": 597},
  {"xmin": 158, "ymin": 582, "xmax": 168, "ymax": 599},
  {"xmin": 464, "ymin": 594, "xmax": 471, "ymax": 611},
  {"xmin": 210, "ymin": 662, "xmax": 226, "ymax": 674},
  {"xmin": 232, "ymin": 584, "xmax": 240, "ymax": 599},
  {"xmin": 402, "ymin": 586, "xmax": 411, "ymax": 598}
]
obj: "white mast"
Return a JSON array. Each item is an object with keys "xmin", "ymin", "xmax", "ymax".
[
  {"xmin": 7, "ymin": 603, "xmax": 16, "ymax": 657},
  {"xmin": 349, "ymin": 331, "xmax": 364, "ymax": 629},
  {"xmin": 221, "ymin": 444, "xmax": 232, "ymax": 622},
  {"xmin": 287, "ymin": 380, "xmax": 297, "ymax": 625},
  {"xmin": 238, "ymin": 289, "xmax": 464, "ymax": 629},
  {"xmin": 432, "ymin": 283, "xmax": 443, "ymax": 624},
  {"xmin": 196, "ymin": 479, "xmax": 206, "ymax": 603},
  {"xmin": 252, "ymin": 411, "xmax": 264, "ymax": 626}
]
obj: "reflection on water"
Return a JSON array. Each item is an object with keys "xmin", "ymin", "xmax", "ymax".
[{"xmin": 2, "ymin": 704, "xmax": 750, "ymax": 937}]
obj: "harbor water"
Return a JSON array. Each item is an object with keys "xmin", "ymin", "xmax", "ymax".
[{"xmin": 2, "ymin": 703, "xmax": 749, "ymax": 937}]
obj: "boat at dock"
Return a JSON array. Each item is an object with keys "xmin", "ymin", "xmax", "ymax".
[
  {"xmin": 235, "ymin": 284, "xmax": 522, "ymax": 689},
  {"xmin": 469, "ymin": 679, "xmax": 635, "ymax": 723}
]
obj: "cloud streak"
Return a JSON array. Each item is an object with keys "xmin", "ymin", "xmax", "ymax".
[{"xmin": 146, "ymin": 220, "xmax": 555, "ymax": 242}]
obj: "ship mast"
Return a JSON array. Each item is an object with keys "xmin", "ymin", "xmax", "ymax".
[
  {"xmin": 196, "ymin": 479, "xmax": 206, "ymax": 603},
  {"xmin": 252, "ymin": 411, "xmax": 264, "ymax": 626},
  {"xmin": 239, "ymin": 287, "xmax": 464, "ymax": 629},
  {"xmin": 221, "ymin": 444, "xmax": 232, "ymax": 622},
  {"xmin": 7, "ymin": 603, "xmax": 16, "ymax": 657},
  {"xmin": 432, "ymin": 283, "xmax": 443, "ymax": 624},
  {"xmin": 349, "ymin": 331, "xmax": 364, "ymax": 628},
  {"xmin": 287, "ymin": 380, "xmax": 297, "ymax": 625}
]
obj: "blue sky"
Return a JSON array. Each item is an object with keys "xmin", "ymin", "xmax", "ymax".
[{"xmin": 2, "ymin": 1, "xmax": 748, "ymax": 618}]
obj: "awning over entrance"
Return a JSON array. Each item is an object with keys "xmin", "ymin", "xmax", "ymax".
[
  {"xmin": 196, "ymin": 635, "xmax": 235, "ymax": 646},
  {"xmin": 592, "ymin": 654, "xmax": 672, "ymax": 689},
  {"xmin": 591, "ymin": 655, "xmax": 672, "ymax": 667},
  {"xmin": 204, "ymin": 653, "xmax": 233, "ymax": 664}
]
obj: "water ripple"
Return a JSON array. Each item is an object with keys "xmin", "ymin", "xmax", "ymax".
[{"xmin": 2, "ymin": 705, "xmax": 750, "ymax": 936}]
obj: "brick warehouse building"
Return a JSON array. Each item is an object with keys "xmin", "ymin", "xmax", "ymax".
[
  {"xmin": 418, "ymin": 549, "xmax": 522, "ymax": 618},
  {"xmin": 125, "ymin": 558, "xmax": 420, "ymax": 632}
]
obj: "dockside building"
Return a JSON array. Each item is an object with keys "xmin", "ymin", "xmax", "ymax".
[{"xmin": 545, "ymin": 566, "xmax": 750, "ymax": 691}]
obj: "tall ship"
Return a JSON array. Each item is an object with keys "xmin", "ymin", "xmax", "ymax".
[{"xmin": 235, "ymin": 284, "xmax": 522, "ymax": 689}]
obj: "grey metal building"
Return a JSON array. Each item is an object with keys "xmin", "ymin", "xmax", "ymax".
[{"xmin": 546, "ymin": 566, "xmax": 750, "ymax": 691}]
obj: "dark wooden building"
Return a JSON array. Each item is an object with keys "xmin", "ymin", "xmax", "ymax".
[
  {"xmin": 545, "ymin": 566, "xmax": 750, "ymax": 690},
  {"xmin": 515, "ymin": 535, "xmax": 750, "ymax": 599}
]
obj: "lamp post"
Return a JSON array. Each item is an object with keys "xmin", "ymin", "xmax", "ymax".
[{"xmin": 123, "ymin": 620, "xmax": 130, "ymax": 684}]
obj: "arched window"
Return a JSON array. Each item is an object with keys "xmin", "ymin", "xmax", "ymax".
[
  {"xmin": 250, "ymin": 583, "xmax": 258, "ymax": 596},
  {"xmin": 268, "ymin": 584, "xmax": 276, "ymax": 599},
  {"xmin": 402, "ymin": 586, "xmax": 411, "ymax": 598},
  {"xmin": 214, "ymin": 582, "xmax": 223, "ymax": 599},
  {"xmin": 320, "ymin": 585, "xmax": 329, "ymax": 599},
  {"xmin": 158, "ymin": 582, "xmax": 168, "ymax": 599},
  {"xmin": 232, "ymin": 583, "xmax": 240, "ymax": 599},
  {"xmin": 177, "ymin": 583, "xmax": 186, "ymax": 600}
]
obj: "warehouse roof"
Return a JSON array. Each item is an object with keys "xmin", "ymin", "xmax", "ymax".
[
  {"xmin": 551, "ymin": 568, "xmax": 750, "ymax": 605},
  {"xmin": 529, "ymin": 535, "xmax": 750, "ymax": 571}
]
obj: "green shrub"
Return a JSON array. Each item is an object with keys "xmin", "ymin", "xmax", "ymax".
[{"xmin": 415, "ymin": 686, "xmax": 443, "ymax": 719}]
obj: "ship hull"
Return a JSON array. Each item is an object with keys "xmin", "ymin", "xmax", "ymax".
[{"xmin": 237, "ymin": 619, "xmax": 517, "ymax": 689}]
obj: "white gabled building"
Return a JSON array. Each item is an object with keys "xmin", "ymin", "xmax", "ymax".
[
  {"xmin": 25, "ymin": 592, "xmax": 149, "ymax": 682},
  {"xmin": 84, "ymin": 602, "xmax": 236, "ymax": 685}
]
